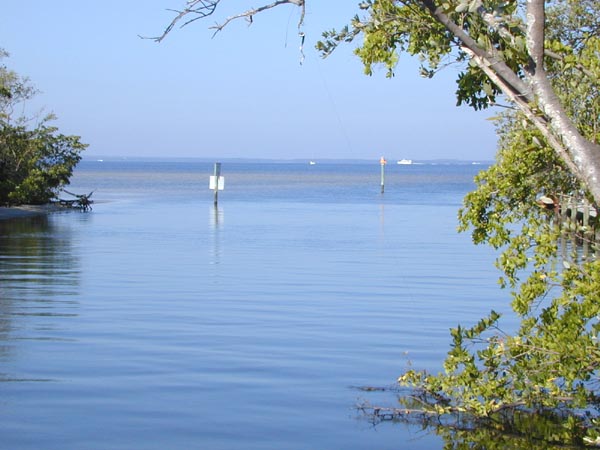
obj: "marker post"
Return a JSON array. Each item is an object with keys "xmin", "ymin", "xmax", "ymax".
[
  {"xmin": 209, "ymin": 162, "xmax": 224, "ymax": 207},
  {"xmin": 380, "ymin": 156, "xmax": 387, "ymax": 194}
]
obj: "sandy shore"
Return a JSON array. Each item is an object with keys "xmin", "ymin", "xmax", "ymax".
[{"xmin": 0, "ymin": 205, "xmax": 63, "ymax": 221}]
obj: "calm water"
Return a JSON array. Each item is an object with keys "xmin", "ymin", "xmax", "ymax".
[{"xmin": 0, "ymin": 160, "xmax": 512, "ymax": 449}]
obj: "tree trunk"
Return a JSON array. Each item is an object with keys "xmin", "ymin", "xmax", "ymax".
[
  {"xmin": 423, "ymin": 0, "xmax": 600, "ymax": 204},
  {"xmin": 525, "ymin": 0, "xmax": 600, "ymax": 204}
]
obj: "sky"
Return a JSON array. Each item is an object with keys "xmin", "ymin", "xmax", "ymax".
[{"xmin": 1, "ymin": 1, "xmax": 500, "ymax": 161}]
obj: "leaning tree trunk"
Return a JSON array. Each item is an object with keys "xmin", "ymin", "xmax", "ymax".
[
  {"xmin": 422, "ymin": 0, "xmax": 600, "ymax": 205},
  {"xmin": 525, "ymin": 0, "xmax": 600, "ymax": 205}
]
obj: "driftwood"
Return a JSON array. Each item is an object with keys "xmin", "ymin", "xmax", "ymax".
[{"xmin": 57, "ymin": 190, "xmax": 94, "ymax": 212}]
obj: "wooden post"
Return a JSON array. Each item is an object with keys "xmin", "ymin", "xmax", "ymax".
[
  {"xmin": 213, "ymin": 162, "xmax": 221, "ymax": 207},
  {"xmin": 380, "ymin": 156, "xmax": 386, "ymax": 194}
]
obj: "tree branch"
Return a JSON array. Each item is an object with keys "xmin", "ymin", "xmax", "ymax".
[
  {"xmin": 419, "ymin": 0, "xmax": 534, "ymax": 104},
  {"xmin": 144, "ymin": 1, "xmax": 219, "ymax": 42},
  {"xmin": 210, "ymin": 0, "xmax": 305, "ymax": 37},
  {"xmin": 143, "ymin": 0, "xmax": 305, "ymax": 42}
]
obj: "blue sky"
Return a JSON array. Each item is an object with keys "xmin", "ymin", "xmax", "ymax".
[{"xmin": 1, "ymin": 1, "xmax": 499, "ymax": 161}]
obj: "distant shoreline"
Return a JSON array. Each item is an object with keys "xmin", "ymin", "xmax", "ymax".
[{"xmin": 80, "ymin": 156, "xmax": 494, "ymax": 165}]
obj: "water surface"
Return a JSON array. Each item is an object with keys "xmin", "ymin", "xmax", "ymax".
[{"xmin": 0, "ymin": 160, "xmax": 511, "ymax": 449}]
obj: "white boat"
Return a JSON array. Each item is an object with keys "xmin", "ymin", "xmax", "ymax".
[
  {"xmin": 309, "ymin": 161, "xmax": 316, "ymax": 165},
  {"xmin": 397, "ymin": 159, "xmax": 413, "ymax": 165}
]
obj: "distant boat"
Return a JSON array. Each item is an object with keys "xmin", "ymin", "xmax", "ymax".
[
  {"xmin": 309, "ymin": 161, "xmax": 316, "ymax": 165},
  {"xmin": 397, "ymin": 159, "xmax": 413, "ymax": 165}
]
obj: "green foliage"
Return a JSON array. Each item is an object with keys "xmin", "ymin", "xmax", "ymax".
[
  {"xmin": 319, "ymin": 0, "xmax": 455, "ymax": 80},
  {"xmin": 0, "ymin": 51, "xmax": 86, "ymax": 205},
  {"xmin": 396, "ymin": 98, "xmax": 600, "ymax": 446},
  {"xmin": 316, "ymin": 0, "xmax": 528, "ymax": 108},
  {"xmin": 398, "ymin": 257, "xmax": 600, "ymax": 445},
  {"xmin": 543, "ymin": 0, "xmax": 600, "ymax": 145},
  {"xmin": 459, "ymin": 115, "xmax": 577, "ymax": 285},
  {"xmin": 545, "ymin": 36, "xmax": 600, "ymax": 143}
]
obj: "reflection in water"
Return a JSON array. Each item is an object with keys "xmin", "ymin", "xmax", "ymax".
[
  {"xmin": 0, "ymin": 215, "xmax": 80, "ymax": 371},
  {"xmin": 210, "ymin": 205, "xmax": 223, "ymax": 229},
  {"xmin": 379, "ymin": 202, "xmax": 385, "ymax": 241},
  {"xmin": 362, "ymin": 394, "xmax": 584, "ymax": 449},
  {"xmin": 209, "ymin": 205, "xmax": 223, "ymax": 265}
]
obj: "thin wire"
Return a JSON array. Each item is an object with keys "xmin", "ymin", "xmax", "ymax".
[{"xmin": 310, "ymin": 52, "xmax": 355, "ymax": 156}]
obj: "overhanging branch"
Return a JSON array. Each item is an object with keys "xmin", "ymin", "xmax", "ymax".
[
  {"xmin": 210, "ymin": 0, "xmax": 305, "ymax": 37},
  {"xmin": 144, "ymin": 1, "xmax": 219, "ymax": 42},
  {"xmin": 143, "ymin": 0, "xmax": 305, "ymax": 42}
]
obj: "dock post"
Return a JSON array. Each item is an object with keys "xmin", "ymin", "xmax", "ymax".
[{"xmin": 380, "ymin": 156, "xmax": 386, "ymax": 194}]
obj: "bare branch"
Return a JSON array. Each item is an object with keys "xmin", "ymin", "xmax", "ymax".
[
  {"xmin": 209, "ymin": 0, "xmax": 305, "ymax": 37},
  {"xmin": 143, "ymin": 1, "xmax": 219, "ymax": 42},
  {"xmin": 142, "ymin": 0, "xmax": 305, "ymax": 42}
]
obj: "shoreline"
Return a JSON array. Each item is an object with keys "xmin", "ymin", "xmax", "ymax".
[{"xmin": 0, "ymin": 205, "xmax": 63, "ymax": 221}]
